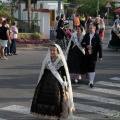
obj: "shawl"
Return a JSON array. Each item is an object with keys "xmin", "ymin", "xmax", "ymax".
[
  {"xmin": 65, "ymin": 32, "xmax": 85, "ymax": 59},
  {"xmin": 111, "ymin": 25, "xmax": 120, "ymax": 39}
]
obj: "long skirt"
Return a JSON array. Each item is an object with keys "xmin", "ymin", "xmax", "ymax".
[
  {"xmin": 30, "ymin": 69, "xmax": 68, "ymax": 119},
  {"xmin": 108, "ymin": 32, "xmax": 120, "ymax": 51},
  {"xmin": 67, "ymin": 46, "xmax": 85, "ymax": 74},
  {"xmin": 56, "ymin": 39, "xmax": 67, "ymax": 50}
]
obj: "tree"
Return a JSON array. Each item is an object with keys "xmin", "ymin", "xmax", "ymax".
[
  {"xmin": 62, "ymin": 0, "xmax": 68, "ymax": 2},
  {"xmin": 76, "ymin": 0, "xmax": 113, "ymax": 17}
]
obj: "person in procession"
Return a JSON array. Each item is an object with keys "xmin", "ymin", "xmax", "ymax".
[
  {"xmin": 30, "ymin": 43, "xmax": 75, "ymax": 120},
  {"xmin": 94, "ymin": 18, "xmax": 100, "ymax": 34},
  {"xmin": 73, "ymin": 14, "xmax": 80, "ymax": 29},
  {"xmin": 65, "ymin": 26, "xmax": 86, "ymax": 83},
  {"xmin": 81, "ymin": 24, "xmax": 103, "ymax": 88},
  {"xmin": 99, "ymin": 18, "xmax": 105, "ymax": 40},
  {"xmin": 80, "ymin": 14, "xmax": 86, "ymax": 29},
  {"xmin": 108, "ymin": 22, "xmax": 120, "ymax": 51},
  {"xmin": 52, "ymin": 16, "xmax": 60, "ymax": 39},
  {"xmin": 56, "ymin": 23, "xmax": 68, "ymax": 50}
]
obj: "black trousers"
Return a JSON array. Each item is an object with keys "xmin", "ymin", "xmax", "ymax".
[
  {"xmin": 84, "ymin": 54, "xmax": 96, "ymax": 72},
  {"xmin": 10, "ymin": 38, "xmax": 17, "ymax": 54}
]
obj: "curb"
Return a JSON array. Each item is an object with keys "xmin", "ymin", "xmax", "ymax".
[{"xmin": 16, "ymin": 41, "xmax": 54, "ymax": 49}]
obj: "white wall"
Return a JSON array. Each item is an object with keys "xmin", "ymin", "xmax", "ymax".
[
  {"xmin": 22, "ymin": 11, "xmax": 27, "ymax": 21},
  {"xmin": 13, "ymin": 10, "xmax": 18, "ymax": 19},
  {"xmin": 38, "ymin": 12, "xmax": 50, "ymax": 39},
  {"xmin": 19, "ymin": 3, "xmax": 25, "ymax": 20},
  {"xmin": 36, "ymin": 1, "xmax": 64, "ymax": 15},
  {"xmin": 13, "ymin": 3, "xmax": 50, "ymax": 39}
]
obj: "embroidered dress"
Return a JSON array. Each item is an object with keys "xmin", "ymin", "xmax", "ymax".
[
  {"xmin": 66, "ymin": 33, "xmax": 86, "ymax": 80},
  {"xmin": 108, "ymin": 26, "xmax": 120, "ymax": 51},
  {"xmin": 31, "ymin": 58, "xmax": 69, "ymax": 119},
  {"xmin": 31, "ymin": 44, "xmax": 75, "ymax": 119}
]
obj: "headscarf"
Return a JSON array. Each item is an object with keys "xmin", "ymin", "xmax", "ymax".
[
  {"xmin": 37, "ymin": 43, "xmax": 74, "ymax": 118},
  {"xmin": 112, "ymin": 22, "xmax": 120, "ymax": 33},
  {"xmin": 110, "ymin": 22, "xmax": 120, "ymax": 39}
]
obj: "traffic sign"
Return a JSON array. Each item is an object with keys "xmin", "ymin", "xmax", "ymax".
[{"xmin": 105, "ymin": 1, "xmax": 112, "ymax": 8}]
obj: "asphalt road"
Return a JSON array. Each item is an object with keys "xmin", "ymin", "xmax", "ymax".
[{"xmin": 0, "ymin": 26, "xmax": 120, "ymax": 120}]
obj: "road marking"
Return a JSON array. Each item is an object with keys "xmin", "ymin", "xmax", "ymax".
[
  {"xmin": 77, "ymin": 85, "xmax": 120, "ymax": 96},
  {"xmin": 0, "ymin": 105, "xmax": 91, "ymax": 120},
  {"xmin": 110, "ymin": 77, "xmax": 120, "ymax": 81},
  {"xmin": 73, "ymin": 92, "xmax": 120, "ymax": 105},
  {"xmin": 75, "ymin": 103, "xmax": 120, "ymax": 117},
  {"xmin": 65, "ymin": 116, "xmax": 91, "ymax": 120},
  {"xmin": 96, "ymin": 81, "xmax": 120, "ymax": 87},
  {"xmin": 0, "ymin": 105, "xmax": 30, "ymax": 115}
]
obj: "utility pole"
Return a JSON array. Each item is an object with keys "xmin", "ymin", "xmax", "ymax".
[
  {"xmin": 28, "ymin": 0, "xmax": 31, "ymax": 32},
  {"xmin": 18, "ymin": 0, "xmax": 21, "ymax": 20},
  {"xmin": 11, "ymin": 1, "xmax": 14, "ymax": 16},
  {"xmin": 97, "ymin": 0, "xmax": 99, "ymax": 16},
  {"xmin": 58, "ymin": 0, "xmax": 61, "ymax": 16}
]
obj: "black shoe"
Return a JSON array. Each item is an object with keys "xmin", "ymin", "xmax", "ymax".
[
  {"xmin": 86, "ymin": 82, "xmax": 89, "ymax": 85},
  {"xmin": 90, "ymin": 83, "xmax": 94, "ymax": 88},
  {"xmin": 14, "ymin": 53, "xmax": 18, "ymax": 55}
]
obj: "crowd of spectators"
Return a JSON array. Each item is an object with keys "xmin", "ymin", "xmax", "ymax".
[{"xmin": 0, "ymin": 17, "xmax": 18, "ymax": 60}]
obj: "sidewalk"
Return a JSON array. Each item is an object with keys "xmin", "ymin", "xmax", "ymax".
[
  {"xmin": 16, "ymin": 26, "xmax": 113, "ymax": 50},
  {"xmin": 16, "ymin": 40, "xmax": 54, "ymax": 49}
]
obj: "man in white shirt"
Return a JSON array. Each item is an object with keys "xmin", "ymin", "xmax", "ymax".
[{"xmin": 81, "ymin": 24, "xmax": 103, "ymax": 88}]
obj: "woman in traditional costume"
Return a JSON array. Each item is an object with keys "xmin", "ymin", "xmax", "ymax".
[
  {"xmin": 30, "ymin": 44, "xmax": 75, "ymax": 120},
  {"xmin": 99, "ymin": 18, "xmax": 105, "ymax": 40},
  {"xmin": 65, "ymin": 26, "xmax": 86, "ymax": 83},
  {"xmin": 108, "ymin": 22, "xmax": 120, "ymax": 51}
]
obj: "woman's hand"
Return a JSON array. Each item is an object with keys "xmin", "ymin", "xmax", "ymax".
[
  {"xmin": 72, "ymin": 107, "xmax": 75, "ymax": 113},
  {"xmin": 87, "ymin": 45, "xmax": 92, "ymax": 49},
  {"xmin": 66, "ymin": 87, "xmax": 69, "ymax": 92}
]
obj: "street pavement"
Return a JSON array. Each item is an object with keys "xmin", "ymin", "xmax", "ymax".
[{"xmin": 0, "ymin": 26, "xmax": 120, "ymax": 120}]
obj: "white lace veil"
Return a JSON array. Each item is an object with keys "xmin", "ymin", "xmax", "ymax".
[
  {"xmin": 37, "ymin": 43, "xmax": 74, "ymax": 118},
  {"xmin": 65, "ymin": 26, "xmax": 85, "ymax": 59}
]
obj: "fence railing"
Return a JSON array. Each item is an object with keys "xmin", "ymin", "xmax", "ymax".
[{"xmin": 15, "ymin": 19, "xmax": 41, "ymax": 33}]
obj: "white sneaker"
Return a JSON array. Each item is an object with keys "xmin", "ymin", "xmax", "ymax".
[{"xmin": 75, "ymin": 79, "xmax": 78, "ymax": 83}]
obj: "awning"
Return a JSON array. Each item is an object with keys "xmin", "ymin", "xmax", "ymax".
[{"xmin": 114, "ymin": 8, "xmax": 120, "ymax": 12}]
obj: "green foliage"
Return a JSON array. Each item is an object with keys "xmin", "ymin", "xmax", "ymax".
[
  {"xmin": 0, "ymin": 2, "xmax": 5, "ymax": 10},
  {"xmin": 31, "ymin": 14, "xmax": 38, "ymax": 31},
  {"xmin": 31, "ymin": 32, "xmax": 42, "ymax": 40},
  {"xmin": 11, "ymin": 0, "xmax": 18, "ymax": 3},
  {"xmin": 18, "ymin": 32, "xmax": 42, "ymax": 40},
  {"xmin": 68, "ymin": 0, "xmax": 76, "ymax": 4},
  {"xmin": 75, "ymin": 0, "xmax": 113, "ymax": 17},
  {"xmin": 61, "ymin": 0, "xmax": 68, "ymax": 3},
  {"xmin": 0, "ymin": 9, "xmax": 13, "ymax": 19}
]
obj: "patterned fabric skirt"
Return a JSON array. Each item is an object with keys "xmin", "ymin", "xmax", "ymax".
[
  {"xmin": 108, "ymin": 42, "xmax": 120, "ymax": 51},
  {"xmin": 70, "ymin": 73, "xmax": 88, "ymax": 79},
  {"xmin": 30, "ymin": 69, "xmax": 68, "ymax": 119},
  {"xmin": 56, "ymin": 39, "xmax": 67, "ymax": 50},
  {"xmin": 67, "ymin": 46, "xmax": 85, "ymax": 74}
]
